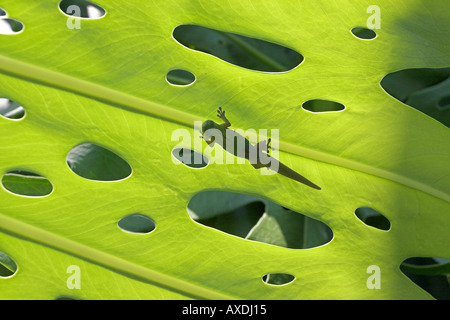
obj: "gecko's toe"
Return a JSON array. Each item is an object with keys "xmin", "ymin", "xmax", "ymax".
[{"xmin": 217, "ymin": 107, "xmax": 226, "ymax": 119}]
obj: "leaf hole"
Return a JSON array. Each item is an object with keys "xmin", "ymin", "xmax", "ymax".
[
  {"xmin": 262, "ymin": 273, "xmax": 295, "ymax": 286},
  {"xmin": 0, "ymin": 18, "xmax": 23, "ymax": 35},
  {"xmin": 166, "ymin": 69, "xmax": 196, "ymax": 86},
  {"xmin": 0, "ymin": 251, "xmax": 18, "ymax": 278},
  {"xmin": 354, "ymin": 207, "xmax": 391, "ymax": 231},
  {"xmin": 302, "ymin": 99, "xmax": 346, "ymax": 113},
  {"xmin": 58, "ymin": 0, "xmax": 106, "ymax": 19},
  {"xmin": 67, "ymin": 143, "xmax": 132, "ymax": 181},
  {"xmin": 400, "ymin": 257, "xmax": 450, "ymax": 300},
  {"xmin": 351, "ymin": 27, "xmax": 377, "ymax": 40},
  {"xmin": 380, "ymin": 67, "xmax": 450, "ymax": 127},
  {"xmin": 172, "ymin": 24, "xmax": 304, "ymax": 73},
  {"xmin": 118, "ymin": 214, "xmax": 156, "ymax": 234},
  {"xmin": 187, "ymin": 190, "xmax": 333, "ymax": 249},
  {"xmin": 172, "ymin": 148, "xmax": 208, "ymax": 169},
  {"xmin": 55, "ymin": 295, "xmax": 82, "ymax": 300},
  {"xmin": 1, "ymin": 170, "xmax": 53, "ymax": 197},
  {"xmin": 0, "ymin": 98, "xmax": 25, "ymax": 120},
  {"xmin": 195, "ymin": 201, "xmax": 265, "ymax": 239}
]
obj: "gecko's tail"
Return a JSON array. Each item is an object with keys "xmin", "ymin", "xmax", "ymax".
[{"xmin": 270, "ymin": 160, "xmax": 321, "ymax": 190}]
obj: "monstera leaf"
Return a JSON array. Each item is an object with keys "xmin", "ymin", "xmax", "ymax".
[{"xmin": 0, "ymin": 0, "xmax": 449, "ymax": 300}]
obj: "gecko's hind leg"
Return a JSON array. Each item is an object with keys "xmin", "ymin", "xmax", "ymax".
[
  {"xmin": 257, "ymin": 138, "xmax": 271, "ymax": 154},
  {"xmin": 251, "ymin": 162, "xmax": 271, "ymax": 169}
]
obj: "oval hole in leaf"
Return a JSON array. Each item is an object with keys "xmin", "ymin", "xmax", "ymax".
[
  {"xmin": 302, "ymin": 99, "xmax": 345, "ymax": 113},
  {"xmin": 355, "ymin": 207, "xmax": 391, "ymax": 231},
  {"xmin": 172, "ymin": 148, "xmax": 208, "ymax": 169},
  {"xmin": 1, "ymin": 170, "xmax": 53, "ymax": 197},
  {"xmin": 351, "ymin": 27, "xmax": 377, "ymax": 40},
  {"xmin": 262, "ymin": 273, "xmax": 295, "ymax": 286},
  {"xmin": 400, "ymin": 257, "xmax": 450, "ymax": 300},
  {"xmin": 166, "ymin": 69, "xmax": 196, "ymax": 86},
  {"xmin": 173, "ymin": 24, "xmax": 303, "ymax": 73},
  {"xmin": 0, "ymin": 18, "xmax": 23, "ymax": 35},
  {"xmin": 0, "ymin": 98, "xmax": 26, "ymax": 120},
  {"xmin": 55, "ymin": 295, "xmax": 82, "ymax": 300},
  {"xmin": 380, "ymin": 67, "xmax": 450, "ymax": 127},
  {"xmin": 67, "ymin": 143, "xmax": 132, "ymax": 181},
  {"xmin": 0, "ymin": 252, "xmax": 18, "ymax": 278},
  {"xmin": 118, "ymin": 214, "xmax": 156, "ymax": 234},
  {"xmin": 58, "ymin": 0, "xmax": 106, "ymax": 19},
  {"xmin": 187, "ymin": 190, "xmax": 333, "ymax": 249}
]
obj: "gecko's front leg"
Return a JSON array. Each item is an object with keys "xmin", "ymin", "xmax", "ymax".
[
  {"xmin": 217, "ymin": 107, "xmax": 231, "ymax": 129},
  {"xmin": 257, "ymin": 138, "xmax": 271, "ymax": 154}
]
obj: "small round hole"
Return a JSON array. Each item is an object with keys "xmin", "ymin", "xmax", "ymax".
[
  {"xmin": 351, "ymin": 27, "xmax": 377, "ymax": 40},
  {"xmin": 172, "ymin": 148, "xmax": 208, "ymax": 169},
  {"xmin": 262, "ymin": 273, "xmax": 295, "ymax": 286},
  {"xmin": 0, "ymin": 252, "xmax": 18, "ymax": 278},
  {"xmin": 0, "ymin": 18, "xmax": 24, "ymax": 35},
  {"xmin": 0, "ymin": 98, "xmax": 25, "ymax": 120},
  {"xmin": 166, "ymin": 69, "xmax": 196, "ymax": 86},
  {"xmin": 1, "ymin": 170, "xmax": 53, "ymax": 197},
  {"xmin": 118, "ymin": 214, "xmax": 156, "ymax": 234}
]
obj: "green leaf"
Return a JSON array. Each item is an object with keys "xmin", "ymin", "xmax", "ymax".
[
  {"xmin": 405, "ymin": 77, "xmax": 450, "ymax": 127},
  {"xmin": 0, "ymin": 0, "xmax": 449, "ymax": 300},
  {"xmin": 243, "ymin": 201, "xmax": 333, "ymax": 250}
]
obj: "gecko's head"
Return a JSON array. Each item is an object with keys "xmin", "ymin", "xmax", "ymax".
[{"xmin": 201, "ymin": 120, "xmax": 215, "ymax": 134}]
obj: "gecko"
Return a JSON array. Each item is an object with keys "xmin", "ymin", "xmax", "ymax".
[{"xmin": 201, "ymin": 107, "xmax": 321, "ymax": 190}]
